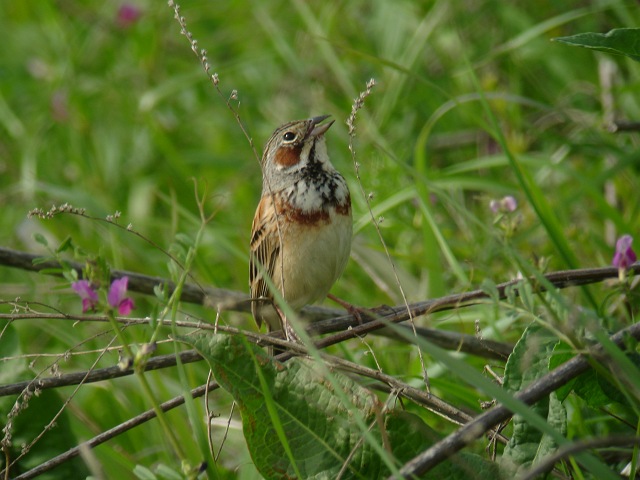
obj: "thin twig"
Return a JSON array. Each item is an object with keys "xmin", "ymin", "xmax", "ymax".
[
  {"xmin": 27, "ymin": 205, "xmax": 187, "ymax": 276},
  {"xmin": 168, "ymin": 0, "xmax": 260, "ymax": 164},
  {"xmin": 346, "ymin": 79, "xmax": 431, "ymax": 391},
  {"xmin": 0, "ymin": 350, "xmax": 204, "ymax": 397},
  {"xmin": 215, "ymin": 401, "xmax": 236, "ymax": 463},
  {"xmin": 205, "ymin": 370, "xmax": 215, "ymax": 461}
]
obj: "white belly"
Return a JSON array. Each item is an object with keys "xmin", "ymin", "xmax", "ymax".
[{"xmin": 275, "ymin": 210, "xmax": 352, "ymax": 310}]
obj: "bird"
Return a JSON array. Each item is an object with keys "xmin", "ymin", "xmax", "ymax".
[{"xmin": 249, "ymin": 115, "xmax": 352, "ymax": 350}]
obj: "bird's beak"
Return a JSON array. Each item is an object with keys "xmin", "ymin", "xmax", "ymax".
[{"xmin": 308, "ymin": 115, "xmax": 334, "ymax": 138}]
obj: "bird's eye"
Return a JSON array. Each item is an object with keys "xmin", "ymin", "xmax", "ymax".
[{"xmin": 283, "ymin": 131, "xmax": 296, "ymax": 142}]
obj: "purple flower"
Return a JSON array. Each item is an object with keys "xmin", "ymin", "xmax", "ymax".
[
  {"xmin": 72, "ymin": 280, "xmax": 99, "ymax": 313},
  {"xmin": 108, "ymin": 277, "xmax": 135, "ymax": 315},
  {"xmin": 612, "ymin": 234, "xmax": 637, "ymax": 269}
]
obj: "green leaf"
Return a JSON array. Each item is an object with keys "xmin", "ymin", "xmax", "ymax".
[
  {"xmin": 133, "ymin": 465, "xmax": 158, "ymax": 480},
  {"xmin": 181, "ymin": 334, "xmax": 501, "ymax": 480},
  {"xmin": 536, "ymin": 394, "xmax": 566, "ymax": 465},
  {"xmin": 32, "ymin": 256, "xmax": 55, "ymax": 266},
  {"xmin": 33, "ymin": 232, "xmax": 48, "ymax": 246},
  {"xmin": 175, "ymin": 232, "xmax": 195, "ymax": 248},
  {"xmin": 154, "ymin": 464, "xmax": 184, "ymax": 480},
  {"xmin": 62, "ymin": 267, "xmax": 79, "ymax": 283},
  {"xmin": 56, "ymin": 235, "xmax": 74, "ymax": 253},
  {"xmin": 553, "ymin": 28, "xmax": 640, "ymax": 62},
  {"xmin": 479, "ymin": 279, "xmax": 500, "ymax": 304},
  {"xmin": 572, "ymin": 369, "xmax": 612, "ymax": 408},
  {"xmin": 36, "ymin": 266, "xmax": 63, "ymax": 275},
  {"xmin": 548, "ymin": 341, "xmax": 577, "ymax": 402},
  {"xmin": 551, "ymin": 342, "xmax": 638, "ymax": 408},
  {"xmin": 572, "ymin": 352, "xmax": 640, "ymax": 408},
  {"xmin": 500, "ymin": 323, "xmax": 567, "ymax": 477},
  {"xmin": 153, "ymin": 283, "xmax": 168, "ymax": 302}
]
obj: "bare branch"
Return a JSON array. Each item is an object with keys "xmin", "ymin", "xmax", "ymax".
[
  {"xmin": 1, "ymin": 245, "xmax": 636, "ymax": 361},
  {"xmin": 2, "ymin": 246, "xmax": 635, "ymax": 318}
]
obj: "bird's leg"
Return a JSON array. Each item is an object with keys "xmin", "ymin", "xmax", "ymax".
[
  {"xmin": 327, "ymin": 293, "xmax": 375, "ymax": 325},
  {"xmin": 275, "ymin": 305, "xmax": 302, "ymax": 344}
]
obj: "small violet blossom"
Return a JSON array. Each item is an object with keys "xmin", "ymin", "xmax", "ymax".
[
  {"xmin": 108, "ymin": 277, "xmax": 135, "ymax": 315},
  {"xmin": 490, "ymin": 195, "xmax": 517, "ymax": 214},
  {"xmin": 612, "ymin": 234, "xmax": 637, "ymax": 270},
  {"xmin": 71, "ymin": 280, "xmax": 99, "ymax": 313}
]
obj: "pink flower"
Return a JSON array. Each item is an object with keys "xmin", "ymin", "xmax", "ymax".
[
  {"xmin": 612, "ymin": 234, "xmax": 637, "ymax": 269},
  {"xmin": 72, "ymin": 280, "xmax": 99, "ymax": 313},
  {"xmin": 108, "ymin": 277, "xmax": 135, "ymax": 315},
  {"xmin": 490, "ymin": 195, "xmax": 517, "ymax": 213},
  {"xmin": 502, "ymin": 196, "xmax": 517, "ymax": 212},
  {"xmin": 116, "ymin": 4, "xmax": 141, "ymax": 28}
]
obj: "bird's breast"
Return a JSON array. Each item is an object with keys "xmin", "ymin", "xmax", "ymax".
[{"xmin": 280, "ymin": 171, "xmax": 350, "ymax": 218}]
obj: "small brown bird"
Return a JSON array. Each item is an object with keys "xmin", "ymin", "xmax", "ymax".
[{"xmin": 249, "ymin": 115, "xmax": 352, "ymax": 346}]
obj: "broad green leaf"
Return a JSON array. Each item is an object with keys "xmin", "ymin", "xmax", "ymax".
[
  {"xmin": 553, "ymin": 28, "xmax": 640, "ymax": 62},
  {"xmin": 186, "ymin": 334, "xmax": 385, "ymax": 479},
  {"xmin": 500, "ymin": 323, "xmax": 567, "ymax": 477},
  {"xmin": 535, "ymin": 393, "xmax": 566, "ymax": 467},
  {"xmin": 183, "ymin": 334, "xmax": 501, "ymax": 480}
]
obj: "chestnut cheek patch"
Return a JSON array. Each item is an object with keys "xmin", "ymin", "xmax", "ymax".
[{"xmin": 274, "ymin": 145, "xmax": 303, "ymax": 167}]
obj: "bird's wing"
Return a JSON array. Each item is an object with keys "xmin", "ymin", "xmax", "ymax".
[{"xmin": 249, "ymin": 194, "xmax": 282, "ymax": 328}]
